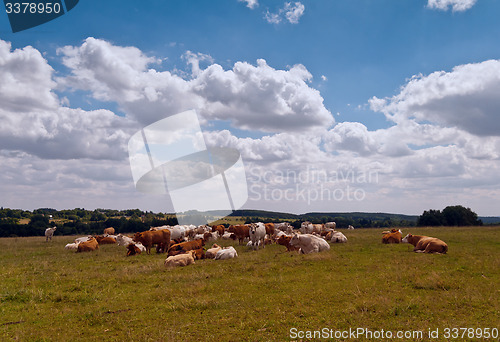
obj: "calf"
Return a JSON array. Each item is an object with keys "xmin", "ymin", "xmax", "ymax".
[
  {"xmin": 277, "ymin": 235, "xmax": 300, "ymax": 252},
  {"xmin": 402, "ymin": 234, "xmax": 448, "ymax": 254},
  {"xmin": 126, "ymin": 243, "xmax": 142, "ymax": 256}
]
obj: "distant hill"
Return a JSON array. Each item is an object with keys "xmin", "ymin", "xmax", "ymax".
[{"xmin": 479, "ymin": 216, "xmax": 500, "ymax": 225}]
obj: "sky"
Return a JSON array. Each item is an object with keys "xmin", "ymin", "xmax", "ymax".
[{"xmin": 1, "ymin": 0, "xmax": 500, "ymax": 216}]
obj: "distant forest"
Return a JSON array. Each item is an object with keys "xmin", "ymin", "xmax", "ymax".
[{"xmin": 0, "ymin": 205, "xmax": 494, "ymax": 238}]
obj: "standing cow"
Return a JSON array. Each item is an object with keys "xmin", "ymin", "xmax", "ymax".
[
  {"xmin": 45, "ymin": 227, "xmax": 56, "ymax": 242},
  {"xmin": 133, "ymin": 229, "xmax": 171, "ymax": 255},
  {"xmin": 249, "ymin": 222, "xmax": 266, "ymax": 250}
]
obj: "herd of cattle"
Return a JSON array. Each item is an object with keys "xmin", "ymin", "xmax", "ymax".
[{"xmin": 47, "ymin": 221, "xmax": 448, "ymax": 268}]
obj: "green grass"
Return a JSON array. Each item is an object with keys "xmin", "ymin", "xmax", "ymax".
[{"xmin": 0, "ymin": 226, "xmax": 499, "ymax": 341}]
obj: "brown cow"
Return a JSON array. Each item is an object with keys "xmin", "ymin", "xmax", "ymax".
[
  {"xmin": 126, "ymin": 243, "xmax": 141, "ymax": 256},
  {"xmin": 95, "ymin": 235, "xmax": 117, "ymax": 245},
  {"xmin": 402, "ymin": 234, "xmax": 448, "ymax": 254},
  {"xmin": 103, "ymin": 227, "xmax": 115, "ymax": 235},
  {"xmin": 382, "ymin": 229, "xmax": 402, "ymax": 244},
  {"xmin": 277, "ymin": 235, "xmax": 300, "ymax": 252},
  {"xmin": 167, "ymin": 239, "xmax": 205, "ymax": 259},
  {"xmin": 264, "ymin": 223, "xmax": 275, "ymax": 237},
  {"xmin": 211, "ymin": 224, "xmax": 226, "ymax": 237},
  {"xmin": 228, "ymin": 225, "xmax": 250, "ymax": 245},
  {"xmin": 77, "ymin": 237, "xmax": 99, "ymax": 252},
  {"xmin": 133, "ymin": 229, "xmax": 171, "ymax": 255}
]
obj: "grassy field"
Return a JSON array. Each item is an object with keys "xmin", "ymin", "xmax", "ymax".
[{"xmin": 0, "ymin": 226, "xmax": 499, "ymax": 341}]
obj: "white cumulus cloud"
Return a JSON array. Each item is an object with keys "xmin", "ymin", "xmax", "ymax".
[{"xmin": 427, "ymin": 0, "xmax": 477, "ymax": 12}]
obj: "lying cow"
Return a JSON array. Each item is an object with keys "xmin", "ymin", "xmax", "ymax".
[
  {"xmin": 77, "ymin": 237, "xmax": 99, "ymax": 252},
  {"xmin": 164, "ymin": 250, "xmax": 196, "ymax": 268},
  {"xmin": 290, "ymin": 233, "xmax": 330, "ymax": 254},
  {"xmin": 126, "ymin": 243, "xmax": 142, "ymax": 256},
  {"xmin": 205, "ymin": 244, "xmax": 222, "ymax": 259},
  {"xmin": 215, "ymin": 246, "xmax": 238, "ymax": 260},
  {"xmin": 382, "ymin": 229, "xmax": 402, "ymax": 244},
  {"xmin": 329, "ymin": 231, "xmax": 347, "ymax": 243},
  {"xmin": 95, "ymin": 235, "xmax": 116, "ymax": 245},
  {"xmin": 103, "ymin": 227, "xmax": 115, "ymax": 235},
  {"xmin": 402, "ymin": 234, "xmax": 448, "ymax": 254},
  {"xmin": 277, "ymin": 235, "xmax": 300, "ymax": 252},
  {"xmin": 167, "ymin": 239, "xmax": 205, "ymax": 259}
]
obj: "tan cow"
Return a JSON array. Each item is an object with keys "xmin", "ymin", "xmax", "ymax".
[
  {"xmin": 382, "ymin": 229, "xmax": 402, "ymax": 244},
  {"xmin": 164, "ymin": 250, "xmax": 196, "ymax": 268},
  {"xmin": 95, "ymin": 235, "xmax": 116, "ymax": 245},
  {"xmin": 103, "ymin": 227, "xmax": 115, "ymax": 235},
  {"xmin": 402, "ymin": 234, "xmax": 448, "ymax": 254},
  {"xmin": 205, "ymin": 244, "xmax": 222, "ymax": 259}
]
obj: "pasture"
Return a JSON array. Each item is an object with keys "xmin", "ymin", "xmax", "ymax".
[{"xmin": 0, "ymin": 226, "xmax": 499, "ymax": 341}]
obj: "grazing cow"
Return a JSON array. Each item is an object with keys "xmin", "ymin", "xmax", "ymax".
[
  {"xmin": 402, "ymin": 234, "xmax": 448, "ymax": 254},
  {"xmin": 77, "ymin": 237, "xmax": 99, "ymax": 252},
  {"xmin": 133, "ymin": 229, "xmax": 171, "ymax": 255},
  {"xmin": 325, "ymin": 222, "xmax": 336, "ymax": 230},
  {"xmin": 164, "ymin": 250, "xmax": 197, "ymax": 268},
  {"xmin": 277, "ymin": 235, "xmax": 300, "ymax": 252},
  {"xmin": 289, "ymin": 233, "xmax": 330, "ymax": 254},
  {"xmin": 45, "ymin": 227, "xmax": 56, "ymax": 242},
  {"xmin": 382, "ymin": 229, "xmax": 402, "ymax": 244},
  {"xmin": 126, "ymin": 243, "xmax": 142, "ymax": 256},
  {"xmin": 215, "ymin": 246, "xmax": 238, "ymax": 260},
  {"xmin": 329, "ymin": 231, "xmax": 347, "ymax": 243},
  {"xmin": 249, "ymin": 222, "xmax": 266, "ymax": 250},
  {"xmin": 65, "ymin": 242, "xmax": 80, "ymax": 251},
  {"xmin": 103, "ymin": 227, "xmax": 115, "ymax": 235},
  {"xmin": 167, "ymin": 239, "xmax": 205, "ymax": 258},
  {"xmin": 95, "ymin": 235, "xmax": 117, "ymax": 245},
  {"xmin": 116, "ymin": 234, "xmax": 134, "ymax": 246},
  {"xmin": 205, "ymin": 244, "xmax": 222, "ymax": 259},
  {"xmin": 229, "ymin": 225, "xmax": 250, "ymax": 245}
]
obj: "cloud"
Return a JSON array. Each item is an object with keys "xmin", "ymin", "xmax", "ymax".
[
  {"xmin": 239, "ymin": 0, "xmax": 258, "ymax": 9},
  {"xmin": 427, "ymin": 0, "xmax": 477, "ymax": 12},
  {"xmin": 264, "ymin": 2, "xmax": 305, "ymax": 24},
  {"xmin": 369, "ymin": 60, "xmax": 500, "ymax": 136},
  {"xmin": 58, "ymin": 38, "xmax": 333, "ymax": 133}
]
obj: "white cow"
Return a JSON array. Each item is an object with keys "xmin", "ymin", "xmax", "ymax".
[
  {"xmin": 115, "ymin": 234, "xmax": 134, "ymax": 246},
  {"xmin": 289, "ymin": 233, "xmax": 330, "ymax": 254},
  {"xmin": 167, "ymin": 225, "xmax": 186, "ymax": 241},
  {"xmin": 348, "ymin": 225, "xmax": 355, "ymax": 230},
  {"xmin": 74, "ymin": 236, "xmax": 92, "ymax": 243},
  {"xmin": 64, "ymin": 242, "xmax": 80, "ymax": 250},
  {"xmin": 325, "ymin": 222, "xmax": 336, "ymax": 230},
  {"xmin": 300, "ymin": 222, "xmax": 323, "ymax": 235},
  {"xmin": 330, "ymin": 231, "xmax": 347, "ymax": 243},
  {"xmin": 275, "ymin": 222, "xmax": 293, "ymax": 235},
  {"xmin": 215, "ymin": 246, "xmax": 238, "ymax": 260},
  {"xmin": 205, "ymin": 244, "xmax": 222, "ymax": 259},
  {"xmin": 249, "ymin": 222, "xmax": 266, "ymax": 250},
  {"xmin": 45, "ymin": 227, "xmax": 56, "ymax": 242}
]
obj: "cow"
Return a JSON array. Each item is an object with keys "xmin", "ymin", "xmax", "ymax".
[
  {"xmin": 289, "ymin": 233, "xmax": 330, "ymax": 254},
  {"xmin": 215, "ymin": 246, "xmax": 238, "ymax": 260},
  {"xmin": 249, "ymin": 222, "xmax": 266, "ymax": 250},
  {"xmin": 77, "ymin": 237, "xmax": 99, "ymax": 252},
  {"xmin": 205, "ymin": 244, "xmax": 222, "ymax": 259},
  {"xmin": 74, "ymin": 236, "xmax": 93, "ymax": 243},
  {"xmin": 103, "ymin": 227, "xmax": 115, "ymax": 235},
  {"xmin": 95, "ymin": 235, "xmax": 117, "ymax": 245},
  {"xmin": 212, "ymin": 224, "xmax": 226, "ymax": 237},
  {"xmin": 300, "ymin": 222, "xmax": 323, "ymax": 235},
  {"xmin": 347, "ymin": 225, "xmax": 355, "ymax": 230},
  {"xmin": 325, "ymin": 222, "xmax": 336, "ymax": 230},
  {"xmin": 277, "ymin": 235, "xmax": 300, "ymax": 252},
  {"xmin": 116, "ymin": 234, "xmax": 134, "ymax": 246},
  {"xmin": 264, "ymin": 223, "xmax": 275, "ymax": 237},
  {"xmin": 167, "ymin": 239, "xmax": 205, "ymax": 258},
  {"xmin": 164, "ymin": 250, "xmax": 196, "ymax": 268},
  {"xmin": 229, "ymin": 225, "xmax": 250, "ymax": 245},
  {"xmin": 65, "ymin": 242, "xmax": 80, "ymax": 251},
  {"xmin": 126, "ymin": 243, "xmax": 142, "ymax": 256},
  {"xmin": 133, "ymin": 229, "xmax": 171, "ymax": 255},
  {"xmin": 329, "ymin": 231, "xmax": 347, "ymax": 243},
  {"xmin": 402, "ymin": 234, "xmax": 448, "ymax": 254},
  {"xmin": 45, "ymin": 227, "xmax": 56, "ymax": 242},
  {"xmin": 274, "ymin": 222, "xmax": 294, "ymax": 235},
  {"xmin": 382, "ymin": 229, "xmax": 402, "ymax": 244}
]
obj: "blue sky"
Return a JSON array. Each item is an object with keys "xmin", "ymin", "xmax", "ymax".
[{"xmin": 1, "ymin": 0, "xmax": 500, "ymax": 216}]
